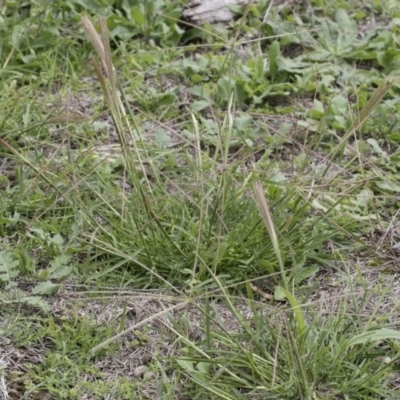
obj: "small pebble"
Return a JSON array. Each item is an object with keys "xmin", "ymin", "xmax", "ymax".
[
  {"xmin": 143, "ymin": 371, "xmax": 155, "ymax": 380},
  {"xmin": 133, "ymin": 365, "xmax": 147, "ymax": 377}
]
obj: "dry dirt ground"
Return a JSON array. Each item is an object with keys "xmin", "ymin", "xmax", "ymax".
[{"xmin": 2, "ymin": 263, "xmax": 400, "ymax": 399}]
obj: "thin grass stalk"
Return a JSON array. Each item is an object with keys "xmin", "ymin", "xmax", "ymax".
[
  {"xmin": 200, "ymin": 265, "xmax": 271, "ymax": 372},
  {"xmin": 191, "ymin": 113, "xmax": 207, "ymax": 284},
  {"xmin": 96, "ymin": 18, "xmax": 154, "ymax": 191},
  {"xmin": 83, "ymin": 16, "xmax": 187, "ymax": 258},
  {"xmin": 322, "ymin": 78, "xmax": 393, "ymax": 177},
  {"xmin": 253, "ymin": 182, "xmax": 308, "ymax": 338},
  {"xmin": 82, "ymin": 18, "xmax": 138, "ymax": 179},
  {"xmin": 89, "ymin": 300, "xmax": 191, "ymax": 355},
  {"xmin": 85, "ymin": 22, "xmax": 158, "ymax": 265},
  {"xmin": 284, "ymin": 317, "xmax": 311, "ymax": 398},
  {"xmin": 223, "ymin": 93, "xmax": 234, "ymax": 165},
  {"xmin": 205, "ymin": 294, "xmax": 211, "ymax": 350},
  {"xmin": 159, "ymin": 316, "xmax": 252, "ymax": 385},
  {"xmin": 253, "ymin": 180, "xmax": 288, "ymax": 290},
  {"xmin": 85, "ymin": 22, "xmax": 137, "ymax": 180},
  {"xmin": 82, "ymin": 16, "xmax": 107, "ymax": 73},
  {"xmin": 0, "ymin": 137, "xmax": 58, "ymax": 190},
  {"xmin": 0, "ymin": 134, "xmax": 119, "ymax": 243},
  {"xmin": 116, "ymin": 79, "xmax": 158, "ymax": 183},
  {"xmin": 99, "ymin": 18, "xmax": 119, "ymax": 101}
]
